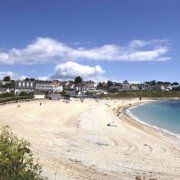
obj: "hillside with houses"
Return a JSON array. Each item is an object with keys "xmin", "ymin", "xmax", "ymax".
[{"xmin": 0, "ymin": 75, "xmax": 180, "ymax": 101}]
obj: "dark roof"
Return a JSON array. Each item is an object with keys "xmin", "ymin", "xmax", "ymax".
[{"xmin": 36, "ymin": 80, "xmax": 52, "ymax": 83}]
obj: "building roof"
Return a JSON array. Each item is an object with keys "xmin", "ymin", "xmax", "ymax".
[{"xmin": 50, "ymin": 81, "xmax": 64, "ymax": 87}]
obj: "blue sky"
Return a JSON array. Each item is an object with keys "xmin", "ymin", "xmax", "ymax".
[{"xmin": 0, "ymin": 0, "xmax": 179, "ymax": 82}]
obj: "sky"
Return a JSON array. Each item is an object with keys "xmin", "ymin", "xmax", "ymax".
[{"xmin": 0, "ymin": 0, "xmax": 180, "ymax": 83}]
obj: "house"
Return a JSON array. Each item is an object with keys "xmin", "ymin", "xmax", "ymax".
[
  {"xmin": 73, "ymin": 82, "xmax": 96, "ymax": 93},
  {"xmin": 130, "ymin": 84, "xmax": 139, "ymax": 91},
  {"xmin": 65, "ymin": 90, "xmax": 77, "ymax": 97},
  {"xmin": 109, "ymin": 83, "xmax": 123, "ymax": 92},
  {"xmin": 63, "ymin": 81, "xmax": 75, "ymax": 91},
  {"xmin": 15, "ymin": 80, "xmax": 35, "ymax": 94},
  {"xmin": 137, "ymin": 84, "xmax": 148, "ymax": 91},
  {"xmin": 34, "ymin": 91, "xmax": 46, "ymax": 99},
  {"xmin": 122, "ymin": 83, "xmax": 131, "ymax": 91},
  {"xmin": 0, "ymin": 80, "xmax": 12, "ymax": 86},
  {"xmin": 48, "ymin": 93, "xmax": 62, "ymax": 100},
  {"xmin": 159, "ymin": 85, "xmax": 166, "ymax": 91},
  {"xmin": 35, "ymin": 81, "xmax": 53, "ymax": 92},
  {"xmin": 76, "ymin": 91, "xmax": 88, "ymax": 98},
  {"xmin": 85, "ymin": 81, "xmax": 97, "ymax": 92},
  {"xmin": 50, "ymin": 81, "xmax": 63, "ymax": 92},
  {"xmin": 73, "ymin": 83, "xmax": 87, "ymax": 92},
  {"xmin": 165, "ymin": 85, "xmax": 173, "ymax": 91},
  {"xmin": 172, "ymin": 85, "xmax": 180, "ymax": 91},
  {"xmin": 0, "ymin": 88, "xmax": 11, "ymax": 94}
]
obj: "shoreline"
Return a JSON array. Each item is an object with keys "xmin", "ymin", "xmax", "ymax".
[{"xmin": 121, "ymin": 99, "xmax": 180, "ymax": 142}]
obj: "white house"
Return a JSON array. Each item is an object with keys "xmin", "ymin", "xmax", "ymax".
[
  {"xmin": 0, "ymin": 88, "xmax": 11, "ymax": 94},
  {"xmin": 15, "ymin": 80, "xmax": 35, "ymax": 94},
  {"xmin": 35, "ymin": 81, "xmax": 53, "ymax": 92},
  {"xmin": 51, "ymin": 81, "xmax": 63, "ymax": 92},
  {"xmin": 34, "ymin": 92, "xmax": 46, "ymax": 99}
]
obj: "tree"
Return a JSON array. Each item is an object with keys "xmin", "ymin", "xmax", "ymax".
[
  {"xmin": 107, "ymin": 80, "xmax": 113, "ymax": 87},
  {"xmin": 74, "ymin": 76, "xmax": 83, "ymax": 84},
  {"xmin": 3, "ymin": 76, "xmax": 10, "ymax": 81},
  {"xmin": 123, "ymin": 80, "xmax": 128, "ymax": 84},
  {"xmin": 24, "ymin": 78, "xmax": 30, "ymax": 81},
  {"xmin": 0, "ymin": 127, "xmax": 44, "ymax": 179},
  {"xmin": 107, "ymin": 80, "xmax": 113, "ymax": 91},
  {"xmin": 2, "ymin": 82, "xmax": 14, "ymax": 89},
  {"xmin": 0, "ymin": 92, "xmax": 14, "ymax": 98},
  {"xmin": 19, "ymin": 91, "xmax": 29, "ymax": 96},
  {"xmin": 97, "ymin": 82, "xmax": 103, "ymax": 89},
  {"xmin": 157, "ymin": 81, "xmax": 164, "ymax": 85},
  {"xmin": 172, "ymin": 82, "xmax": 179, "ymax": 86},
  {"xmin": 150, "ymin": 80, "xmax": 156, "ymax": 86},
  {"xmin": 145, "ymin": 81, "xmax": 150, "ymax": 85}
]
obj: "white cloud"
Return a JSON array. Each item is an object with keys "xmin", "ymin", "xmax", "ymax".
[
  {"xmin": 50, "ymin": 61, "xmax": 105, "ymax": 80},
  {"xmin": 0, "ymin": 71, "xmax": 25, "ymax": 80},
  {"xmin": 0, "ymin": 37, "xmax": 171, "ymax": 65},
  {"xmin": 129, "ymin": 81, "xmax": 141, "ymax": 84}
]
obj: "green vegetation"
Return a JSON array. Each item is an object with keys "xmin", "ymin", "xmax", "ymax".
[
  {"xmin": 0, "ymin": 96, "xmax": 32, "ymax": 103},
  {"xmin": 74, "ymin": 76, "xmax": 83, "ymax": 84},
  {"xmin": 0, "ymin": 127, "xmax": 45, "ymax": 180},
  {"xmin": 0, "ymin": 92, "xmax": 15, "ymax": 98},
  {"xmin": 3, "ymin": 76, "xmax": 11, "ymax": 82},
  {"xmin": 0, "ymin": 92, "xmax": 33, "ymax": 103},
  {"xmin": 103, "ymin": 90, "xmax": 180, "ymax": 98},
  {"xmin": 1, "ymin": 82, "xmax": 14, "ymax": 89},
  {"xmin": 19, "ymin": 91, "xmax": 33, "ymax": 97}
]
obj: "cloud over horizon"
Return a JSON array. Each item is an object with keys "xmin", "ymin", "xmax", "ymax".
[
  {"xmin": 0, "ymin": 71, "xmax": 25, "ymax": 80},
  {"xmin": 50, "ymin": 61, "xmax": 105, "ymax": 80},
  {"xmin": 0, "ymin": 37, "xmax": 171, "ymax": 65}
]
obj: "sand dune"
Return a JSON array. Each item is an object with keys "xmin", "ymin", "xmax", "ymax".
[{"xmin": 0, "ymin": 99, "xmax": 180, "ymax": 180}]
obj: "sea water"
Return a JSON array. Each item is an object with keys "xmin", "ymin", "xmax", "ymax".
[{"xmin": 129, "ymin": 100, "xmax": 180, "ymax": 135}]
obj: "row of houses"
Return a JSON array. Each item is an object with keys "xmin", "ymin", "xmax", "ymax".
[
  {"xmin": 108, "ymin": 82, "xmax": 176, "ymax": 92},
  {"xmin": 0, "ymin": 79, "xmax": 179, "ymax": 97},
  {"xmin": 14, "ymin": 80, "xmax": 97, "ymax": 95}
]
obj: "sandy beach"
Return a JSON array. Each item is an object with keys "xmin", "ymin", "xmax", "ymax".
[{"xmin": 0, "ymin": 98, "xmax": 180, "ymax": 180}]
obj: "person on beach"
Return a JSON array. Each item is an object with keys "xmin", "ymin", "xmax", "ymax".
[{"xmin": 80, "ymin": 98, "xmax": 84, "ymax": 103}]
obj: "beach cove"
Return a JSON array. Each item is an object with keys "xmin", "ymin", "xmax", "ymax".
[
  {"xmin": 0, "ymin": 98, "xmax": 180, "ymax": 180},
  {"xmin": 127, "ymin": 100, "xmax": 180, "ymax": 136}
]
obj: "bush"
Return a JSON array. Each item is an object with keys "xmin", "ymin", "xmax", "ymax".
[
  {"xmin": 0, "ymin": 127, "xmax": 45, "ymax": 180},
  {"xmin": 2, "ymin": 82, "xmax": 14, "ymax": 89},
  {"xmin": 0, "ymin": 92, "xmax": 15, "ymax": 98},
  {"xmin": 19, "ymin": 91, "xmax": 29, "ymax": 97},
  {"xmin": 0, "ymin": 96, "xmax": 32, "ymax": 103}
]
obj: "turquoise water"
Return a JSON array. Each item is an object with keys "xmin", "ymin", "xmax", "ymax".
[{"xmin": 129, "ymin": 100, "xmax": 180, "ymax": 135}]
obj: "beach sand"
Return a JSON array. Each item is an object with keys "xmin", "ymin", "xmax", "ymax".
[{"xmin": 0, "ymin": 98, "xmax": 180, "ymax": 180}]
